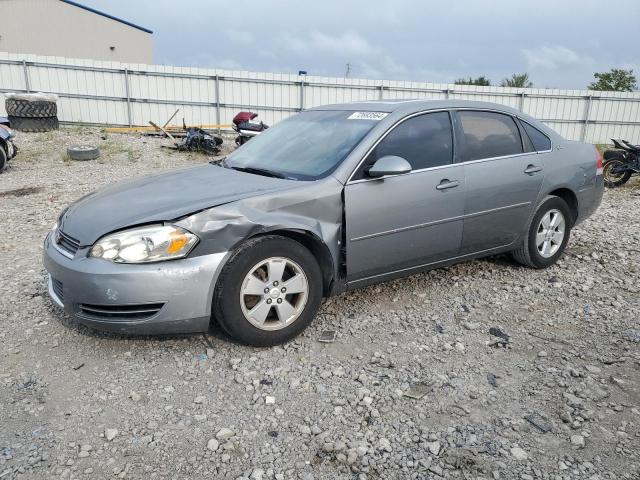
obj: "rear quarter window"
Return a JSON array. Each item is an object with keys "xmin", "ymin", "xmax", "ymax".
[{"xmin": 521, "ymin": 121, "xmax": 552, "ymax": 152}]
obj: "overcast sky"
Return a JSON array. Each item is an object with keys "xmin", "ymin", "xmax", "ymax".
[{"xmin": 82, "ymin": 0, "xmax": 639, "ymax": 89}]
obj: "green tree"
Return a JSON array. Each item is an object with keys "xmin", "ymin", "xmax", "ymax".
[
  {"xmin": 500, "ymin": 73, "xmax": 533, "ymax": 88},
  {"xmin": 454, "ymin": 76, "xmax": 491, "ymax": 86},
  {"xmin": 588, "ymin": 69, "xmax": 637, "ymax": 92}
]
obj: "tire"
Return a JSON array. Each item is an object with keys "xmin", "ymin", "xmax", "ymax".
[
  {"xmin": 512, "ymin": 195, "xmax": 572, "ymax": 269},
  {"xmin": 67, "ymin": 145, "xmax": 100, "ymax": 161},
  {"xmin": 5, "ymin": 99, "xmax": 57, "ymax": 118},
  {"xmin": 602, "ymin": 159, "xmax": 632, "ymax": 188},
  {"xmin": 213, "ymin": 235, "xmax": 323, "ymax": 347},
  {"xmin": 0, "ymin": 145, "xmax": 6, "ymax": 173},
  {"xmin": 9, "ymin": 116, "xmax": 59, "ymax": 132}
]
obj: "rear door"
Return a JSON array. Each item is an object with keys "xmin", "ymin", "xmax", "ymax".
[
  {"xmin": 344, "ymin": 111, "xmax": 465, "ymax": 282},
  {"xmin": 455, "ymin": 110, "xmax": 545, "ymax": 254}
]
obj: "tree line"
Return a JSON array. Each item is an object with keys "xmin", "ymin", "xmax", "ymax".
[{"xmin": 453, "ymin": 68, "xmax": 637, "ymax": 91}]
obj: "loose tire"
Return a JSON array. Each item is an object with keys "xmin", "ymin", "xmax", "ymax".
[
  {"xmin": 512, "ymin": 196, "xmax": 572, "ymax": 269},
  {"xmin": 602, "ymin": 159, "xmax": 631, "ymax": 188},
  {"xmin": 5, "ymin": 99, "xmax": 57, "ymax": 118},
  {"xmin": 213, "ymin": 235, "xmax": 323, "ymax": 347},
  {"xmin": 67, "ymin": 145, "xmax": 100, "ymax": 161},
  {"xmin": 8, "ymin": 116, "xmax": 59, "ymax": 132}
]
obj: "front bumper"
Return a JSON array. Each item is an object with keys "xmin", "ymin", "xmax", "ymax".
[{"xmin": 43, "ymin": 231, "xmax": 229, "ymax": 334}]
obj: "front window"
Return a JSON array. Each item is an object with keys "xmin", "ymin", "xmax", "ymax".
[{"xmin": 224, "ymin": 110, "xmax": 380, "ymax": 180}]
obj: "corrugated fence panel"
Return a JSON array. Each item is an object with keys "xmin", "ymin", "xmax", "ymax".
[{"xmin": 1, "ymin": 52, "xmax": 639, "ymax": 143}]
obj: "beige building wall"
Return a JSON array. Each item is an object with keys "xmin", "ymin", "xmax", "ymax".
[{"xmin": 0, "ymin": 0, "xmax": 152, "ymax": 63}]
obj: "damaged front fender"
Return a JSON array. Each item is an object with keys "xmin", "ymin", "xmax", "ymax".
[{"xmin": 176, "ymin": 176, "xmax": 345, "ymax": 293}]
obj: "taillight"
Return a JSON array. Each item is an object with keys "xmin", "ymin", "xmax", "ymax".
[{"xmin": 594, "ymin": 146, "xmax": 603, "ymax": 175}]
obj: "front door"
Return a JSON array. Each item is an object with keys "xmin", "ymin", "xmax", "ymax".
[{"xmin": 345, "ymin": 111, "xmax": 466, "ymax": 282}]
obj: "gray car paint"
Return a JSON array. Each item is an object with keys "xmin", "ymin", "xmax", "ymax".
[{"xmin": 44, "ymin": 99, "xmax": 603, "ymax": 334}]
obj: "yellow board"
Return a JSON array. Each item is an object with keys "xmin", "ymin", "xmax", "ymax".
[{"xmin": 104, "ymin": 124, "xmax": 231, "ymax": 133}]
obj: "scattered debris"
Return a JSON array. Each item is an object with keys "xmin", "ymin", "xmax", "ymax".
[
  {"xmin": 486, "ymin": 373, "xmax": 498, "ymax": 387},
  {"xmin": 318, "ymin": 330, "xmax": 337, "ymax": 343},
  {"xmin": 488, "ymin": 326, "xmax": 510, "ymax": 347},
  {"xmin": 402, "ymin": 382, "xmax": 433, "ymax": 400},
  {"xmin": 169, "ymin": 127, "xmax": 223, "ymax": 155},
  {"xmin": 524, "ymin": 413, "xmax": 553, "ymax": 433},
  {"xmin": 72, "ymin": 362, "xmax": 85, "ymax": 371}
]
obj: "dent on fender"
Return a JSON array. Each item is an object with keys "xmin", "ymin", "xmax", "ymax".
[{"xmin": 177, "ymin": 178, "xmax": 344, "ymax": 266}]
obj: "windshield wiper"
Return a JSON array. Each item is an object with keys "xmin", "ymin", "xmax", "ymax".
[{"xmin": 229, "ymin": 166, "xmax": 286, "ymax": 179}]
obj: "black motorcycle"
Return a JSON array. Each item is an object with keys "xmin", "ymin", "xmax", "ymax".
[{"xmin": 602, "ymin": 138, "xmax": 640, "ymax": 187}]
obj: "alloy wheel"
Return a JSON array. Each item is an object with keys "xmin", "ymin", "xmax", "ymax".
[
  {"xmin": 536, "ymin": 208, "xmax": 565, "ymax": 258},
  {"xmin": 240, "ymin": 257, "xmax": 309, "ymax": 331}
]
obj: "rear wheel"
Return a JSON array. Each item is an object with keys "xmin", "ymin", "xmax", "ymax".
[
  {"xmin": 603, "ymin": 159, "xmax": 631, "ymax": 187},
  {"xmin": 213, "ymin": 235, "xmax": 323, "ymax": 346},
  {"xmin": 512, "ymin": 196, "xmax": 572, "ymax": 268}
]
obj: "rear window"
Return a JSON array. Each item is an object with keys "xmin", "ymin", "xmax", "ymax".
[
  {"xmin": 458, "ymin": 111, "xmax": 523, "ymax": 161},
  {"xmin": 521, "ymin": 121, "xmax": 552, "ymax": 152}
]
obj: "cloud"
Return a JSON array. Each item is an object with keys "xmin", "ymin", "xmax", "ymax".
[
  {"xmin": 310, "ymin": 31, "xmax": 380, "ymax": 57},
  {"xmin": 522, "ymin": 45, "xmax": 593, "ymax": 70}
]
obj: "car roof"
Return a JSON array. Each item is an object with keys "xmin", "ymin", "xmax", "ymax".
[{"xmin": 308, "ymin": 99, "xmax": 523, "ymax": 116}]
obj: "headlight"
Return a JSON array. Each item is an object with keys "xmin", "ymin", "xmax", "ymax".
[{"xmin": 89, "ymin": 225, "xmax": 198, "ymax": 263}]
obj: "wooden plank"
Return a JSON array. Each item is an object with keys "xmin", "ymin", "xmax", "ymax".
[{"xmin": 149, "ymin": 121, "xmax": 176, "ymax": 141}]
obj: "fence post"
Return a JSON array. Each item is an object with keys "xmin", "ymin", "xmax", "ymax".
[
  {"xmin": 22, "ymin": 60, "xmax": 31, "ymax": 93},
  {"xmin": 378, "ymin": 84, "xmax": 384, "ymax": 100},
  {"xmin": 124, "ymin": 69, "xmax": 132, "ymax": 127},
  {"xmin": 582, "ymin": 95, "xmax": 592, "ymax": 142},
  {"xmin": 444, "ymin": 88, "xmax": 450, "ymax": 99},
  {"xmin": 519, "ymin": 92, "xmax": 525, "ymax": 111},
  {"xmin": 215, "ymin": 74, "xmax": 221, "ymax": 134},
  {"xmin": 299, "ymin": 79, "xmax": 305, "ymax": 111}
]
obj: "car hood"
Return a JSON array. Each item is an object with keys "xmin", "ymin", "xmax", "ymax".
[{"xmin": 58, "ymin": 164, "xmax": 297, "ymax": 245}]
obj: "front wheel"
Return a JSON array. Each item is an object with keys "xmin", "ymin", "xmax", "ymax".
[
  {"xmin": 602, "ymin": 159, "xmax": 631, "ymax": 187},
  {"xmin": 213, "ymin": 235, "xmax": 323, "ymax": 346},
  {"xmin": 512, "ymin": 196, "xmax": 572, "ymax": 269}
]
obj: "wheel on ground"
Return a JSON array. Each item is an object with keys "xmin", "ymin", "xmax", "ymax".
[
  {"xmin": 5, "ymin": 98, "xmax": 57, "ymax": 118},
  {"xmin": 213, "ymin": 235, "xmax": 323, "ymax": 347},
  {"xmin": 512, "ymin": 195, "xmax": 572, "ymax": 268},
  {"xmin": 67, "ymin": 145, "xmax": 100, "ymax": 161},
  {"xmin": 8, "ymin": 116, "xmax": 59, "ymax": 132},
  {"xmin": 602, "ymin": 159, "xmax": 631, "ymax": 187}
]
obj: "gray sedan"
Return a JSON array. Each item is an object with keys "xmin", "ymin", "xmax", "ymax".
[{"xmin": 44, "ymin": 100, "xmax": 604, "ymax": 346}]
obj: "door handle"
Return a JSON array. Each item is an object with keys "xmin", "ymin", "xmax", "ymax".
[
  {"xmin": 524, "ymin": 164, "xmax": 543, "ymax": 174},
  {"xmin": 436, "ymin": 179, "xmax": 460, "ymax": 190}
]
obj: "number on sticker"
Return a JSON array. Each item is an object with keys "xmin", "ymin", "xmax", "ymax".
[{"xmin": 348, "ymin": 112, "xmax": 388, "ymax": 121}]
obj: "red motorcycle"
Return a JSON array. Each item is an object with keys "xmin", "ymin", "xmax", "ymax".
[{"xmin": 232, "ymin": 111, "xmax": 268, "ymax": 146}]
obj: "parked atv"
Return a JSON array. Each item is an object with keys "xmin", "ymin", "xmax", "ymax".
[
  {"xmin": 0, "ymin": 117, "xmax": 19, "ymax": 172},
  {"xmin": 602, "ymin": 138, "xmax": 640, "ymax": 187}
]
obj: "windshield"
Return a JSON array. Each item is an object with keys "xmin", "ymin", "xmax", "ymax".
[{"xmin": 224, "ymin": 110, "xmax": 380, "ymax": 180}]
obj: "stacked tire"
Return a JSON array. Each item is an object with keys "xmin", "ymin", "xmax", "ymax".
[{"xmin": 5, "ymin": 95, "xmax": 59, "ymax": 132}]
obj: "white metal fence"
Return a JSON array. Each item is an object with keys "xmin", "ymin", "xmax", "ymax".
[{"xmin": 1, "ymin": 52, "xmax": 639, "ymax": 143}]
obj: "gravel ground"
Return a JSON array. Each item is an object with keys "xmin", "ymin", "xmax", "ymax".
[{"xmin": 0, "ymin": 127, "xmax": 638, "ymax": 480}]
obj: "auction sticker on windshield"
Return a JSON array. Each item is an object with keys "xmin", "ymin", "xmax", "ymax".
[{"xmin": 348, "ymin": 112, "xmax": 388, "ymax": 121}]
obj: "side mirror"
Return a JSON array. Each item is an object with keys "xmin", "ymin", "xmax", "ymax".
[{"xmin": 366, "ymin": 155, "xmax": 412, "ymax": 178}]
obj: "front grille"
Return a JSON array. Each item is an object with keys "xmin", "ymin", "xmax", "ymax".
[
  {"xmin": 77, "ymin": 303, "xmax": 165, "ymax": 321},
  {"xmin": 55, "ymin": 229, "xmax": 80, "ymax": 256},
  {"xmin": 51, "ymin": 277, "xmax": 64, "ymax": 303}
]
